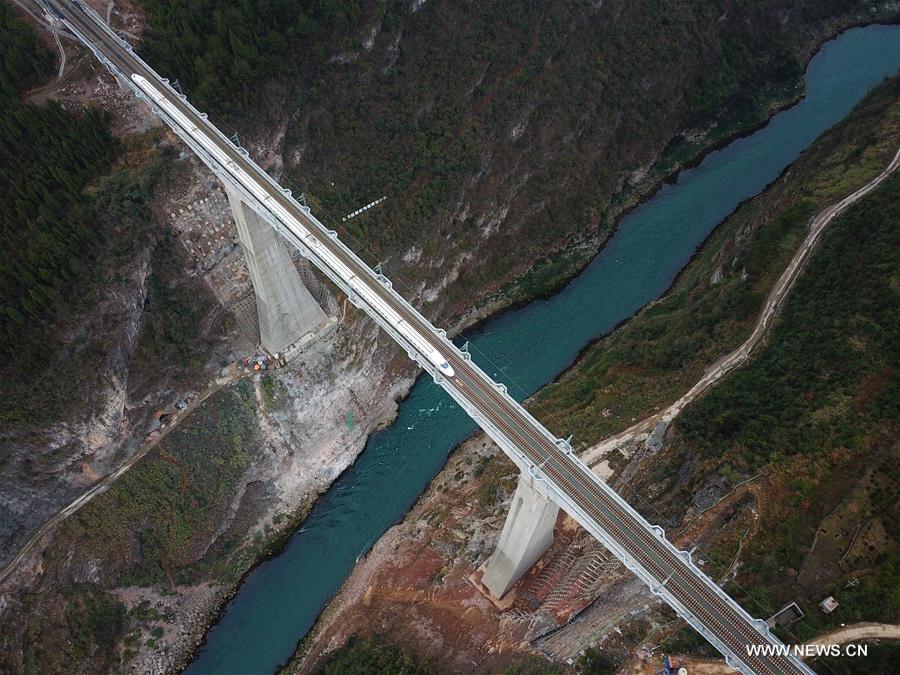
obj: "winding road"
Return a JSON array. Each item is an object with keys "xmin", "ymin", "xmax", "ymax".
[
  {"xmin": 582, "ymin": 145, "xmax": 900, "ymax": 468},
  {"xmin": 6, "ymin": 3, "xmax": 897, "ymax": 672}
]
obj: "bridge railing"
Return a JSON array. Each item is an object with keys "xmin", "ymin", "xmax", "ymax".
[{"xmin": 56, "ymin": 4, "xmax": 810, "ymax": 672}]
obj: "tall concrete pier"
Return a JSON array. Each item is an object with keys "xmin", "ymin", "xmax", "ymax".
[
  {"xmin": 482, "ymin": 473, "xmax": 560, "ymax": 598},
  {"xmin": 226, "ymin": 188, "xmax": 327, "ymax": 353}
]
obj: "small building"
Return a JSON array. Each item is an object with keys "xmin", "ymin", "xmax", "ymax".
[
  {"xmin": 663, "ymin": 655, "xmax": 687, "ymax": 674},
  {"xmin": 766, "ymin": 602, "xmax": 805, "ymax": 628},
  {"xmin": 820, "ymin": 596, "xmax": 840, "ymax": 614}
]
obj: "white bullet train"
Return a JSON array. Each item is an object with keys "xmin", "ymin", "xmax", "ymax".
[{"xmin": 130, "ymin": 74, "xmax": 455, "ymax": 379}]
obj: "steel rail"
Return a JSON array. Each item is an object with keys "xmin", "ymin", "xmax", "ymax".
[{"xmin": 40, "ymin": 2, "xmax": 817, "ymax": 672}]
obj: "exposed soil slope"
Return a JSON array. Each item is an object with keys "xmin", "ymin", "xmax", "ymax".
[{"xmin": 292, "ymin": 77, "xmax": 900, "ymax": 673}]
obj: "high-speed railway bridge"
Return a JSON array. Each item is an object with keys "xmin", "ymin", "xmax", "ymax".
[{"xmin": 40, "ymin": 2, "xmax": 814, "ymax": 673}]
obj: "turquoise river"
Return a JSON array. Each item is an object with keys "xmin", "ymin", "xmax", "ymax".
[{"xmin": 186, "ymin": 24, "xmax": 900, "ymax": 675}]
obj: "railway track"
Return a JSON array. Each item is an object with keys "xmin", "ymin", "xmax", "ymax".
[{"xmin": 38, "ymin": 2, "xmax": 824, "ymax": 671}]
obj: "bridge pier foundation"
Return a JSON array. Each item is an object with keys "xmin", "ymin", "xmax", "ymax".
[
  {"xmin": 482, "ymin": 472, "xmax": 560, "ymax": 598},
  {"xmin": 226, "ymin": 188, "xmax": 327, "ymax": 353}
]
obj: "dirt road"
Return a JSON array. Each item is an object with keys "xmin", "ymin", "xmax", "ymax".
[
  {"xmin": 582, "ymin": 145, "xmax": 900, "ymax": 468},
  {"xmin": 619, "ymin": 622, "xmax": 900, "ymax": 674},
  {"xmin": 808, "ymin": 622, "xmax": 900, "ymax": 646},
  {"xmin": 0, "ymin": 368, "xmax": 245, "ymax": 587},
  {"xmin": 2, "ymin": 138, "xmax": 896, "ymax": 601}
]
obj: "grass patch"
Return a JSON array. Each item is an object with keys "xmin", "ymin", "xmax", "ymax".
[
  {"xmin": 677, "ymin": 175, "xmax": 899, "ymax": 472},
  {"xmin": 532, "ymin": 77, "xmax": 900, "ymax": 446},
  {"xmin": 811, "ymin": 642, "xmax": 900, "ymax": 675},
  {"xmin": 314, "ymin": 635, "xmax": 433, "ymax": 675},
  {"xmin": 261, "ymin": 373, "xmax": 289, "ymax": 411},
  {"xmin": 54, "ymin": 380, "xmax": 261, "ymax": 588},
  {"xmin": 666, "ymin": 162, "xmax": 899, "ymax": 634}
]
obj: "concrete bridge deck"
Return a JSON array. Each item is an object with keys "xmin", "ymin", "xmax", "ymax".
[{"xmin": 40, "ymin": 2, "xmax": 817, "ymax": 672}]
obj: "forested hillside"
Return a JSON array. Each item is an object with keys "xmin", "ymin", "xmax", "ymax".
[
  {"xmin": 0, "ymin": 2, "xmax": 53, "ymax": 98},
  {"xmin": 656, "ymin": 171, "xmax": 900, "ymax": 671},
  {"xmin": 0, "ymin": 4, "xmax": 212, "ymax": 428},
  {"xmin": 677, "ymin": 173, "xmax": 900, "ymax": 629},
  {"xmin": 0, "ymin": 105, "xmax": 118, "ymax": 357},
  {"xmin": 293, "ymin": 75, "xmax": 900, "ymax": 674},
  {"xmin": 135, "ymin": 0, "xmax": 894, "ymax": 325},
  {"xmin": 0, "ymin": 5, "xmax": 120, "ymax": 421},
  {"xmin": 528, "ymin": 76, "xmax": 900, "ymax": 664},
  {"xmin": 140, "ymin": 0, "xmax": 366, "ymax": 115}
]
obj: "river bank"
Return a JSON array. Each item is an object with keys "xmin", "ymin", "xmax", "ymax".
[
  {"xmin": 186, "ymin": 22, "xmax": 900, "ymax": 675},
  {"xmin": 2, "ymin": 4, "xmax": 897, "ymax": 673},
  {"xmin": 292, "ymin": 72, "xmax": 900, "ymax": 674}
]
